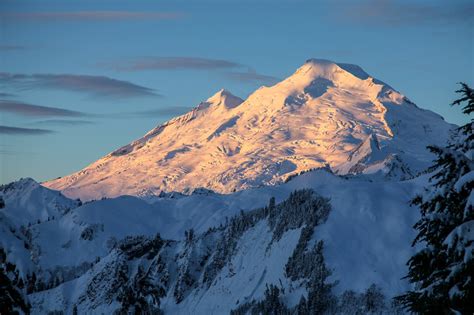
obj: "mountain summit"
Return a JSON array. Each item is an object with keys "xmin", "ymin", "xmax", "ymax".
[
  {"xmin": 200, "ymin": 88, "xmax": 244, "ymax": 109},
  {"xmin": 44, "ymin": 59, "xmax": 454, "ymax": 200}
]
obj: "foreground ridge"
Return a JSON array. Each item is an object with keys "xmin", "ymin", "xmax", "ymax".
[{"xmin": 1, "ymin": 171, "xmax": 417, "ymax": 313}]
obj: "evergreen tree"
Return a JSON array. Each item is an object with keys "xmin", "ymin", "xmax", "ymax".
[
  {"xmin": 397, "ymin": 83, "xmax": 474, "ymax": 313},
  {"xmin": 363, "ymin": 284, "xmax": 385, "ymax": 313},
  {"xmin": 296, "ymin": 295, "xmax": 309, "ymax": 314},
  {"xmin": 27, "ymin": 272, "xmax": 36, "ymax": 294},
  {"xmin": 269, "ymin": 196, "xmax": 276, "ymax": 211},
  {"xmin": 0, "ymin": 252, "xmax": 30, "ymax": 313},
  {"xmin": 259, "ymin": 284, "xmax": 287, "ymax": 315}
]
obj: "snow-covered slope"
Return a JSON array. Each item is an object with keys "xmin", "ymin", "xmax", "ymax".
[
  {"xmin": 0, "ymin": 179, "xmax": 81, "ymax": 279},
  {"xmin": 1, "ymin": 170, "xmax": 426, "ymax": 313},
  {"xmin": 0, "ymin": 178, "xmax": 80, "ymax": 227},
  {"xmin": 44, "ymin": 59, "xmax": 454, "ymax": 201}
]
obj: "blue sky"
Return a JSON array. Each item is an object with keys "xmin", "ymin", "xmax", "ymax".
[{"xmin": 0, "ymin": 0, "xmax": 473, "ymax": 184}]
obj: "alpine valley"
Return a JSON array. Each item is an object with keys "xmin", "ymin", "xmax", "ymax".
[{"xmin": 0, "ymin": 59, "xmax": 463, "ymax": 314}]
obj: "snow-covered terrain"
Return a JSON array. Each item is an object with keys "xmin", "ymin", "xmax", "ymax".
[
  {"xmin": 1, "ymin": 169, "xmax": 427, "ymax": 313},
  {"xmin": 44, "ymin": 59, "xmax": 454, "ymax": 201},
  {"xmin": 1, "ymin": 58, "xmax": 466, "ymax": 313}
]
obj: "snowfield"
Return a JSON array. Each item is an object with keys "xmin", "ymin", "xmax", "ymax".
[
  {"xmin": 1, "ymin": 59, "xmax": 464, "ymax": 314},
  {"xmin": 1, "ymin": 169, "xmax": 428, "ymax": 313}
]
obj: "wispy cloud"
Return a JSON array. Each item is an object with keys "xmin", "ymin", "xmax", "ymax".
[
  {"xmin": 30, "ymin": 119, "xmax": 95, "ymax": 126},
  {"xmin": 0, "ymin": 99, "xmax": 189, "ymax": 123},
  {"xmin": 0, "ymin": 11, "xmax": 184, "ymax": 21},
  {"xmin": 224, "ymin": 70, "xmax": 279, "ymax": 85},
  {"xmin": 0, "ymin": 92, "xmax": 16, "ymax": 97},
  {"xmin": 0, "ymin": 145, "xmax": 34, "ymax": 155},
  {"xmin": 130, "ymin": 107, "xmax": 192, "ymax": 117},
  {"xmin": 0, "ymin": 73, "xmax": 160, "ymax": 99},
  {"xmin": 341, "ymin": 0, "xmax": 474, "ymax": 26},
  {"xmin": 110, "ymin": 106, "xmax": 192, "ymax": 119},
  {"xmin": 0, "ymin": 45, "xmax": 26, "ymax": 51},
  {"xmin": 100, "ymin": 56, "xmax": 278, "ymax": 85},
  {"xmin": 100, "ymin": 57, "xmax": 242, "ymax": 72},
  {"xmin": 0, "ymin": 100, "xmax": 86, "ymax": 117},
  {"xmin": 0, "ymin": 125, "xmax": 54, "ymax": 135},
  {"xmin": 0, "ymin": 149, "xmax": 30, "ymax": 155}
]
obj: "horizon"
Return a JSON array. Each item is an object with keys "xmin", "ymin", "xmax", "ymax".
[{"xmin": 1, "ymin": 0, "xmax": 473, "ymax": 184}]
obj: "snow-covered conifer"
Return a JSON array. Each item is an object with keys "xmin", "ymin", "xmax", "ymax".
[{"xmin": 398, "ymin": 83, "xmax": 474, "ymax": 313}]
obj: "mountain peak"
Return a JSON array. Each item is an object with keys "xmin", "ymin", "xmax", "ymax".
[
  {"xmin": 197, "ymin": 88, "xmax": 243, "ymax": 110},
  {"xmin": 44, "ymin": 59, "xmax": 454, "ymax": 200},
  {"xmin": 296, "ymin": 58, "xmax": 370, "ymax": 81},
  {"xmin": 1, "ymin": 177, "xmax": 39, "ymax": 192}
]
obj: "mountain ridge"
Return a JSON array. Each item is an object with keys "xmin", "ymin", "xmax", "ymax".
[
  {"xmin": 2, "ymin": 169, "xmax": 424, "ymax": 313},
  {"xmin": 44, "ymin": 58, "xmax": 455, "ymax": 200}
]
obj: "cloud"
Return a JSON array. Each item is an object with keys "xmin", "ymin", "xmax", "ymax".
[
  {"xmin": 341, "ymin": 0, "xmax": 474, "ymax": 26},
  {"xmin": 0, "ymin": 73, "xmax": 160, "ymax": 99},
  {"xmin": 0, "ymin": 125, "xmax": 54, "ymax": 135},
  {"xmin": 131, "ymin": 107, "xmax": 192, "ymax": 117},
  {"xmin": 0, "ymin": 45, "xmax": 26, "ymax": 51},
  {"xmin": 0, "ymin": 92, "xmax": 16, "ymax": 97},
  {"xmin": 224, "ymin": 70, "xmax": 279, "ymax": 85},
  {"xmin": 0, "ymin": 11, "xmax": 183, "ymax": 21},
  {"xmin": 0, "ymin": 100, "xmax": 86, "ymax": 117},
  {"xmin": 99, "ymin": 56, "xmax": 278, "ymax": 85},
  {"xmin": 100, "ymin": 57, "xmax": 242, "ymax": 72},
  {"xmin": 0, "ymin": 149, "xmax": 26, "ymax": 155},
  {"xmin": 110, "ymin": 106, "xmax": 192, "ymax": 119},
  {"xmin": 0, "ymin": 99, "xmax": 187, "ymax": 123},
  {"xmin": 30, "ymin": 119, "xmax": 95, "ymax": 126},
  {"xmin": 0, "ymin": 145, "xmax": 34, "ymax": 155}
]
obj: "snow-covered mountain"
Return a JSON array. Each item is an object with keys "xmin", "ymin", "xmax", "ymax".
[
  {"xmin": 44, "ymin": 59, "xmax": 455, "ymax": 201},
  {"xmin": 1, "ymin": 169, "xmax": 425, "ymax": 313},
  {"xmin": 2, "ymin": 58, "xmax": 465, "ymax": 313},
  {"xmin": 0, "ymin": 178, "xmax": 80, "ymax": 227}
]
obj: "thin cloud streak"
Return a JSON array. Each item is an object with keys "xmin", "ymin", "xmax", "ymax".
[
  {"xmin": 0, "ymin": 150, "xmax": 32, "ymax": 155},
  {"xmin": 341, "ymin": 0, "xmax": 474, "ymax": 26},
  {"xmin": 0, "ymin": 93, "xmax": 16, "ymax": 97},
  {"xmin": 0, "ymin": 11, "xmax": 184, "ymax": 21},
  {"xmin": 30, "ymin": 119, "xmax": 95, "ymax": 126},
  {"xmin": 0, "ymin": 45, "xmax": 26, "ymax": 51},
  {"xmin": 0, "ymin": 125, "xmax": 54, "ymax": 135},
  {"xmin": 109, "ymin": 106, "xmax": 192, "ymax": 119},
  {"xmin": 131, "ymin": 107, "xmax": 192, "ymax": 117},
  {"xmin": 0, "ymin": 73, "xmax": 160, "ymax": 99},
  {"xmin": 100, "ymin": 56, "xmax": 277, "ymax": 85},
  {"xmin": 0, "ymin": 149, "xmax": 21, "ymax": 155},
  {"xmin": 0, "ymin": 145, "xmax": 35, "ymax": 155},
  {"xmin": 224, "ymin": 70, "xmax": 280, "ymax": 85},
  {"xmin": 0, "ymin": 100, "xmax": 86, "ymax": 117},
  {"xmin": 100, "ymin": 57, "xmax": 242, "ymax": 72}
]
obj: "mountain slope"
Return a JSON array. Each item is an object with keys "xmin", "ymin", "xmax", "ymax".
[
  {"xmin": 0, "ymin": 178, "xmax": 80, "ymax": 227},
  {"xmin": 1, "ymin": 170, "xmax": 425, "ymax": 313},
  {"xmin": 44, "ymin": 59, "xmax": 454, "ymax": 200}
]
